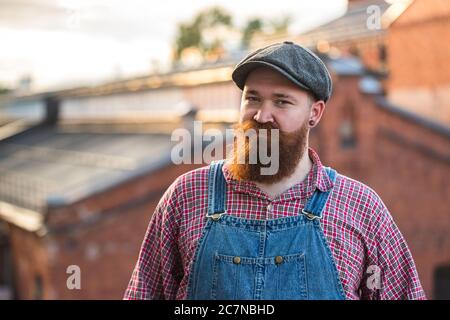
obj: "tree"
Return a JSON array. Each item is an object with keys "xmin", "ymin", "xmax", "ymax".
[
  {"xmin": 241, "ymin": 18, "xmax": 263, "ymax": 48},
  {"xmin": 0, "ymin": 85, "xmax": 10, "ymax": 95},
  {"xmin": 174, "ymin": 22, "xmax": 202, "ymax": 61},
  {"xmin": 172, "ymin": 8, "xmax": 292, "ymax": 64},
  {"xmin": 269, "ymin": 15, "xmax": 292, "ymax": 34},
  {"xmin": 173, "ymin": 6, "xmax": 233, "ymax": 62},
  {"xmin": 240, "ymin": 15, "xmax": 292, "ymax": 49}
]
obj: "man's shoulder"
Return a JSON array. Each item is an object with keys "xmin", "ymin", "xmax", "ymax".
[
  {"xmin": 334, "ymin": 172, "xmax": 380, "ymax": 199},
  {"xmin": 170, "ymin": 163, "xmax": 212, "ymax": 192},
  {"xmin": 333, "ymin": 171, "xmax": 390, "ymax": 219},
  {"xmin": 156, "ymin": 164, "xmax": 212, "ymax": 213}
]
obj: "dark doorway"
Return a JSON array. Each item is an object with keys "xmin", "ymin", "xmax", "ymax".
[
  {"xmin": 434, "ymin": 265, "xmax": 450, "ymax": 299},
  {"xmin": 0, "ymin": 221, "xmax": 15, "ymax": 300}
]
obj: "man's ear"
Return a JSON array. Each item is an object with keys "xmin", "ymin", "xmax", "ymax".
[{"xmin": 309, "ymin": 100, "xmax": 326, "ymax": 126}]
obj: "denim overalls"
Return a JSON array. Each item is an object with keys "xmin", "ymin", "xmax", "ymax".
[{"xmin": 186, "ymin": 160, "xmax": 345, "ymax": 300}]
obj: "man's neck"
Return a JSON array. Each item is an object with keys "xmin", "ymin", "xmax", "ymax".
[{"xmin": 255, "ymin": 147, "xmax": 313, "ymax": 200}]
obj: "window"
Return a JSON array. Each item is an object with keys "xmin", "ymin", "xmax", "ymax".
[
  {"xmin": 378, "ymin": 43, "xmax": 387, "ymax": 64},
  {"xmin": 339, "ymin": 103, "xmax": 357, "ymax": 149},
  {"xmin": 34, "ymin": 275, "xmax": 43, "ymax": 300},
  {"xmin": 434, "ymin": 265, "xmax": 450, "ymax": 299},
  {"xmin": 0, "ymin": 222, "xmax": 14, "ymax": 300},
  {"xmin": 339, "ymin": 119, "xmax": 356, "ymax": 149}
]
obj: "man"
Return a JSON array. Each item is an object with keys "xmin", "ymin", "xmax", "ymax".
[{"xmin": 124, "ymin": 41, "xmax": 426, "ymax": 300}]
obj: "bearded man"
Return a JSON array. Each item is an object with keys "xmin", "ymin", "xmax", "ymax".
[{"xmin": 124, "ymin": 41, "xmax": 426, "ymax": 300}]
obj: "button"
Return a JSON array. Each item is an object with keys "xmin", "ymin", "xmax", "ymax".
[
  {"xmin": 267, "ymin": 204, "xmax": 272, "ymax": 212},
  {"xmin": 275, "ymin": 256, "xmax": 283, "ymax": 264},
  {"xmin": 233, "ymin": 256, "xmax": 241, "ymax": 264}
]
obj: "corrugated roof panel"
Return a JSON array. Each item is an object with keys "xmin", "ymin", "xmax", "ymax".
[{"xmin": 0, "ymin": 126, "xmax": 175, "ymax": 213}]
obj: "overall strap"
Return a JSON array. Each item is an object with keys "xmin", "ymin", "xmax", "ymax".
[
  {"xmin": 302, "ymin": 167, "xmax": 337, "ymax": 220},
  {"xmin": 207, "ymin": 159, "xmax": 227, "ymax": 219}
]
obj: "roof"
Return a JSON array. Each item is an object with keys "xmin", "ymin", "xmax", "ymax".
[
  {"xmin": 297, "ymin": 0, "xmax": 392, "ymax": 47},
  {"xmin": 11, "ymin": 62, "xmax": 236, "ymax": 101},
  {"xmin": 0, "ymin": 125, "xmax": 175, "ymax": 215},
  {"xmin": 248, "ymin": 0, "xmax": 413, "ymax": 52},
  {"xmin": 0, "ymin": 119, "xmax": 37, "ymax": 140},
  {"xmin": 376, "ymin": 96, "xmax": 450, "ymax": 139},
  {"xmin": 327, "ymin": 56, "xmax": 367, "ymax": 76}
]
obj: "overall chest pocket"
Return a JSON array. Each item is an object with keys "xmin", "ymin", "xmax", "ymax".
[{"xmin": 211, "ymin": 252, "xmax": 307, "ymax": 300}]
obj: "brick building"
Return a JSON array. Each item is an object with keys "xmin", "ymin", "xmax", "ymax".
[
  {"xmin": 386, "ymin": 0, "xmax": 450, "ymax": 126},
  {"xmin": 311, "ymin": 62, "xmax": 450, "ymax": 298},
  {"xmin": 0, "ymin": 65, "xmax": 241, "ymax": 299},
  {"xmin": 1, "ymin": 56, "xmax": 449, "ymax": 299},
  {"xmin": 250, "ymin": 0, "xmax": 399, "ymax": 72},
  {"xmin": 0, "ymin": 0, "xmax": 449, "ymax": 299},
  {"xmin": 252, "ymin": 0, "xmax": 450, "ymax": 126},
  {"xmin": 0, "ymin": 120, "xmax": 203, "ymax": 299}
]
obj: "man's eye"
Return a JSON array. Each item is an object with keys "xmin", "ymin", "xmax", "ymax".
[
  {"xmin": 246, "ymin": 96, "xmax": 259, "ymax": 102},
  {"xmin": 275, "ymin": 100, "xmax": 290, "ymax": 106}
]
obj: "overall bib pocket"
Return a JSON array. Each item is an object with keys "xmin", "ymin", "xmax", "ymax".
[{"xmin": 211, "ymin": 252, "xmax": 307, "ymax": 300}]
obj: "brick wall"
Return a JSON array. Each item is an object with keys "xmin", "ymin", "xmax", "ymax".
[
  {"xmin": 8, "ymin": 162, "xmax": 202, "ymax": 299},
  {"xmin": 6, "ymin": 72, "xmax": 449, "ymax": 299},
  {"xmin": 387, "ymin": 0, "xmax": 450, "ymax": 125},
  {"xmin": 312, "ymin": 75, "xmax": 450, "ymax": 298},
  {"xmin": 8, "ymin": 226, "xmax": 49, "ymax": 299},
  {"xmin": 332, "ymin": 36, "xmax": 387, "ymax": 72}
]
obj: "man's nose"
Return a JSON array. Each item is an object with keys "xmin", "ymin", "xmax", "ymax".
[{"xmin": 253, "ymin": 102, "xmax": 275, "ymax": 124}]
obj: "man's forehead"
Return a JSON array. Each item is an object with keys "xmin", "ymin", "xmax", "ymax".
[
  {"xmin": 244, "ymin": 89, "xmax": 296, "ymax": 99},
  {"xmin": 244, "ymin": 67, "xmax": 304, "ymax": 91}
]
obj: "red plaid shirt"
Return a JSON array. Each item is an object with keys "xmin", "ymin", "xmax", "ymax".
[{"xmin": 124, "ymin": 148, "xmax": 426, "ymax": 300}]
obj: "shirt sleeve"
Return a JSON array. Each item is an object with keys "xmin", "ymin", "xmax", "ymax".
[
  {"xmin": 123, "ymin": 178, "xmax": 183, "ymax": 300},
  {"xmin": 360, "ymin": 196, "xmax": 427, "ymax": 300}
]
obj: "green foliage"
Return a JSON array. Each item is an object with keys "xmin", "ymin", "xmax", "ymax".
[
  {"xmin": 0, "ymin": 86, "xmax": 10, "ymax": 94},
  {"xmin": 173, "ymin": 6, "xmax": 233, "ymax": 61},
  {"xmin": 174, "ymin": 22, "xmax": 202, "ymax": 59},
  {"xmin": 241, "ymin": 18, "xmax": 263, "ymax": 48},
  {"xmin": 269, "ymin": 15, "xmax": 292, "ymax": 33},
  {"xmin": 173, "ymin": 7, "xmax": 292, "ymax": 62},
  {"xmin": 197, "ymin": 7, "xmax": 232, "ymax": 28}
]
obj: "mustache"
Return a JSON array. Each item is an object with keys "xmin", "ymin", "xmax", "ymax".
[
  {"xmin": 232, "ymin": 119, "xmax": 283, "ymax": 134},
  {"xmin": 232, "ymin": 119, "xmax": 307, "ymax": 146}
]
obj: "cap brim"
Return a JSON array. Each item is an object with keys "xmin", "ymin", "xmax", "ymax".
[{"xmin": 232, "ymin": 61, "xmax": 311, "ymax": 92}]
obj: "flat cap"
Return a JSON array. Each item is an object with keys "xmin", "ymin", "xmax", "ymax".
[{"xmin": 232, "ymin": 41, "xmax": 333, "ymax": 102}]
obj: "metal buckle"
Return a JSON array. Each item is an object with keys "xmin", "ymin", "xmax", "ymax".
[
  {"xmin": 301, "ymin": 209, "xmax": 321, "ymax": 221},
  {"xmin": 207, "ymin": 212, "xmax": 225, "ymax": 221}
]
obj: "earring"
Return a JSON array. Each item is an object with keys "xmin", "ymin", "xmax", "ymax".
[{"xmin": 309, "ymin": 120, "xmax": 315, "ymax": 126}]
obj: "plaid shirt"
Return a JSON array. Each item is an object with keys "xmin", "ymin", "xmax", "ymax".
[{"xmin": 124, "ymin": 148, "xmax": 426, "ymax": 300}]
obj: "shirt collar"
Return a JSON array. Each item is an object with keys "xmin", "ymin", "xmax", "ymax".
[{"xmin": 222, "ymin": 147, "xmax": 333, "ymax": 201}]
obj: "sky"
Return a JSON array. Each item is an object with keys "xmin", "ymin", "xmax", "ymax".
[{"xmin": 0, "ymin": 0, "xmax": 348, "ymax": 92}]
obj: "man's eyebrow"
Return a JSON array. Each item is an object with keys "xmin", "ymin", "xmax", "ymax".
[
  {"xmin": 245, "ymin": 89, "xmax": 297, "ymax": 103},
  {"xmin": 273, "ymin": 93, "xmax": 296, "ymax": 101},
  {"xmin": 245, "ymin": 90, "xmax": 297, "ymax": 101},
  {"xmin": 245, "ymin": 89, "xmax": 259, "ymax": 95}
]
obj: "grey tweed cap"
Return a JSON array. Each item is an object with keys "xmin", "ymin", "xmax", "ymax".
[{"xmin": 232, "ymin": 41, "xmax": 333, "ymax": 102}]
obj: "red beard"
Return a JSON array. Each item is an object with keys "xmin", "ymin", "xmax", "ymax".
[{"xmin": 226, "ymin": 119, "xmax": 309, "ymax": 183}]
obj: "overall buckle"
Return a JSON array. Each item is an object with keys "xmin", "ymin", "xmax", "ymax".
[
  {"xmin": 301, "ymin": 209, "xmax": 321, "ymax": 221},
  {"xmin": 207, "ymin": 212, "xmax": 225, "ymax": 221}
]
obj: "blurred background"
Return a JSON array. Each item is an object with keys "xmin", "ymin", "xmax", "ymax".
[{"xmin": 0, "ymin": 0, "xmax": 449, "ymax": 300}]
